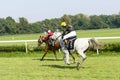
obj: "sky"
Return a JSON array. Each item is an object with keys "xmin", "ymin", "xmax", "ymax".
[{"xmin": 0, "ymin": 0, "xmax": 120, "ymax": 22}]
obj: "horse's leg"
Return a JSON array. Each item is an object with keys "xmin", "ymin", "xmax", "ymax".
[
  {"xmin": 40, "ymin": 46, "xmax": 49, "ymax": 61},
  {"xmin": 69, "ymin": 51, "xmax": 76, "ymax": 64},
  {"xmin": 77, "ymin": 52, "xmax": 87, "ymax": 70},
  {"xmin": 53, "ymin": 50, "xmax": 57, "ymax": 60}
]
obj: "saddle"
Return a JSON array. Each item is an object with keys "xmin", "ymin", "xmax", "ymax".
[
  {"xmin": 48, "ymin": 38, "xmax": 55, "ymax": 47},
  {"xmin": 64, "ymin": 38, "xmax": 76, "ymax": 50}
]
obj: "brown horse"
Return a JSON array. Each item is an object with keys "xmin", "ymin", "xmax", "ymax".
[
  {"xmin": 38, "ymin": 35, "xmax": 76, "ymax": 63},
  {"xmin": 38, "ymin": 36, "xmax": 61, "ymax": 60}
]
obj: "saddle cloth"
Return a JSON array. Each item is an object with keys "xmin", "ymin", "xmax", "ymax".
[{"xmin": 66, "ymin": 38, "xmax": 76, "ymax": 50}]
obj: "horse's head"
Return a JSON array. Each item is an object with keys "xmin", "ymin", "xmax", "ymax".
[{"xmin": 38, "ymin": 36, "xmax": 45, "ymax": 46}]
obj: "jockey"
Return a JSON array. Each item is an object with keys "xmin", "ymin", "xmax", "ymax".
[
  {"xmin": 60, "ymin": 22, "xmax": 77, "ymax": 44},
  {"xmin": 44, "ymin": 30, "xmax": 55, "ymax": 46},
  {"xmin": 44, "ymin": 30, "xmax": 54, "ymax": 40}
]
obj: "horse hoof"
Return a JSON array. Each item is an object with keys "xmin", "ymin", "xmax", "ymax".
[
  {"xmin": 40, "ymin": 59, "xmax": 43, "ymax": 61},
  {"xmin": 77, "ymin": 66, "xmax": 80, "ymax": 70},
  {"xmin": 76, "ymin": 62, "xmax": 80, "ymax": 70},
  {"xmin": 67, "ymin": 63, "xmax": 70, "ymax": 65},
  {"xmin": 66, "ymin": 62, "xmax": 70, "ymax": 65}
]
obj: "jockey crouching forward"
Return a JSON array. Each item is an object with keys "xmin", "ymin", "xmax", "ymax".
[
  {"xmin": 61, "ymin": 22, "xmax": 77, "ymax": 48},
  {"xmin": 44, "ymin": 30, "xmax": 54, "ymax": 46}
]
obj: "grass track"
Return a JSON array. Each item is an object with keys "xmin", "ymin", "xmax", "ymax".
[
  {"xmin": 0, "ymin": 28, "xmax": 120, "ymax": 80},
  {"xmin": 0, "ymin": 55, "xmax": 120, "ymax": 80}
]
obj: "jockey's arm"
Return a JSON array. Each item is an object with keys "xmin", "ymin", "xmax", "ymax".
[
  {"xmin": 44, "ymin": 34, "xmax": 50, "ymax": 40},
  {"xmin": 62, "ymin": 26, "xmax": 69, "ymax": 36},
  {"xmin": 62, "ymin": 30, "xmax": 66, "ymax": 39},
  {"xmin": 44, "ymin": 32, "xmax": 53, "ymax": 40}
]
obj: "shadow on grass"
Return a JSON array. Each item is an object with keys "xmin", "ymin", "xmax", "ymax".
[
  {"xmin": 42, "ymin": 64, "xmax": 76, "ymax": 69},
  {"xmin": 32, "ymin": 58, "xmax": 63, "ymax": 61},
  {"xmin": 41, "ymin": 64, "xmax": 88, "ymax": 70}
]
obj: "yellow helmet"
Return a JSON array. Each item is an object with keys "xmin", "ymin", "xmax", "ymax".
[{"xmin": 61, "ymin": 22, "xmax": 67, "ymax": 27}]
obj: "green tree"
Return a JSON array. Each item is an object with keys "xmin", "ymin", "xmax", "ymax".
[
  {"xmin": 89, "ymin": 15, "xmax": 108, "ymax": 29},
  {"xmin": 18, "ymin": 17, "xmax": 29, "ymax": 33},
  {"xmin": 114, "ymin": 15, "xmax": 120, "ymax": 28},
  {"xmin": 6, "ymin": 16, "xmax": 17, "ymax": 34},
  {"xmin": 61, "ymin": 14, "xmax": 71, "ymax": 25},
  {"xmin": 0, "ymin": 18, "xmax": 6, "ymax": 35},
  {"xmin": 71, "ymin": 14, "xmax": 90, "ymax": 30}
]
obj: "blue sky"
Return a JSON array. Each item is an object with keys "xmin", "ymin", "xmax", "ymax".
[{"xmin": 0, "ymin": 0, "xmax": 120, "ymax": 22}]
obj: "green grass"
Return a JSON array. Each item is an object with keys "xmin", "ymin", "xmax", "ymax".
[
  {"xmin": 0, "ymin": 28, "xmax": 120, "ymax": 45},
  {"xmin": 0, "ymin": 52, "xmax": 120, "ymax": 80},
  {"xmin": 0, "ymin": 28, "xmax": 120, "ymax": 52},
  {"xmin": 0, "ymin": 28, "xmax": 120, "ymax": 41},
  {"xmin": 0, "ymin": 29, "xmax": 120, "ymax": 80},
  {"xmin": 76, "ymin": 28, "xmax": 120, "ymax": 38},
  {"xmin": 76, "ymin": 28, "xmax": 120, "ymax": 43},
  {"xmin": 0, "ymin": 33, "xmax": 43, "ymax": 40},
  {"xmin": 0, "ymin": 28, "xmax": 119, "ymax": 47}
]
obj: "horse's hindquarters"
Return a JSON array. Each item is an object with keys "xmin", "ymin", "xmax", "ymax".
[{"xmin": 74, "ymin": 38, "xmax": 89, "ymax": 52}]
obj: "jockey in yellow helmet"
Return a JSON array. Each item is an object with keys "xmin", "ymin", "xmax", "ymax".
[{"xmin": 60, "ymin": 22, "xmax": 77, "ymax": 43}]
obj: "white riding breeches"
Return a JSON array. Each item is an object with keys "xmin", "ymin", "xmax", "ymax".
[{"xmin": 63, "ymin": 31, "xmax": 76, "ymax": 40}]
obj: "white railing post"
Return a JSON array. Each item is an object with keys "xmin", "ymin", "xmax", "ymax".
[
  {"xmin": 97, "ymin": 48, "xmax": 99, "ymax": 55},
  {"xmin": 25, "ymin": 41, "xmax": 28, "ymax": 53}
]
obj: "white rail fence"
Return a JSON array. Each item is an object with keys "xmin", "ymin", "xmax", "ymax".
[
  {"xmin": 0, "ymin": 40, "xmax": 37, "ymax": 53},
  {"xmin": 0, "ymin": 36, "xmax": 120, "ymax": 53}
]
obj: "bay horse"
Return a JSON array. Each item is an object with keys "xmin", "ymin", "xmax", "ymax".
[
  {"xmin": 38, "ymin": 32, "xmax": 75, "ymax": 61},
  {"xmin": 38, "ymin": 35, "xmax": 61, "ymax": 60}
]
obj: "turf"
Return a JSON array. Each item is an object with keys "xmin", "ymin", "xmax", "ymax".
[
  {"xmin": 0, "ymin": 53, "xmax": 120, "ymax": 80},
  {"xmin": 0, "ymin": 28, "xmax": 120, "ymax": 80}
]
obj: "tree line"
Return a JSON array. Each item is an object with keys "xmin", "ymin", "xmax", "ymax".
[{"xmin": 0, "ymin": 13, "xmax": 120, "ymax": 35}]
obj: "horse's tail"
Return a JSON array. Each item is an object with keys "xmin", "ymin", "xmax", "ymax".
[{"xmin": 89, "ymin": 38, "xmax": 103, "ymax": 50}]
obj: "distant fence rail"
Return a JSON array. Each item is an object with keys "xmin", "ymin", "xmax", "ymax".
[
  {"xmin": 0, "ymin": 36, "xmax": 120, "ymax": 53},
  {"xmin": 0, "ymin": 40, "xmax": 37, "ymax": 43},
  {"xmin": 0, "ymin": 40, "xmax": 38, "ymax": 53},
  {"xmin": 82, "ymin": 36, "xmax": 120, "ymax": 40}
]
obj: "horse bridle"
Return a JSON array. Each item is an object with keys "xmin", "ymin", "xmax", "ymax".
[{"xmin": 38, "ymin": 37, "xmax": 44, "ymax": 44}]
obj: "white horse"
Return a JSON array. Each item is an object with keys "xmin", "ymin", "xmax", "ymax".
[{"xmin": 52, "ymin": 32, "xmax": 102, "ymax": 69}]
